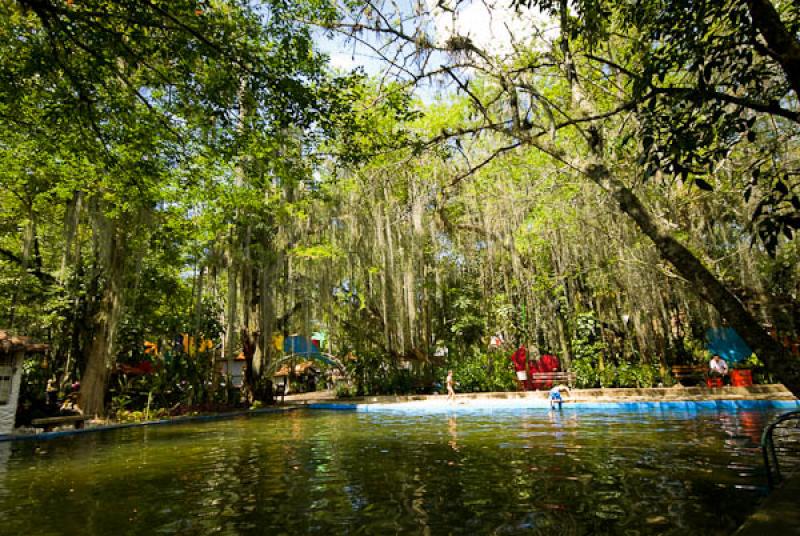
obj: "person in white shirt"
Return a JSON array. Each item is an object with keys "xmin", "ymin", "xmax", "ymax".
[{"xmin": 709, "ymin": 354, "xmax": 729, "ymax": 379}]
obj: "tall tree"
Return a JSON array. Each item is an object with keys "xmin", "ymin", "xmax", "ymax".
[
  {"xmin": 329, "ymin": 0, "xmax": 800, "ymax": 392},
  {"xmin": 0, "ymin": 0, "xmax": 359, "ymax": 414}
]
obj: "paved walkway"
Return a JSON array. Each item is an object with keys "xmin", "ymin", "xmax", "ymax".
[
  {"xmin": 284, "ymin": 384, "xmax": 797, "ymax": 406},
  {"xmin": 282, "ymin": 390, "xmax": 337, "ymax": 402},
  {"xmin": 733, "ymin": 473, "xmax": 800, "ymax": 535}
]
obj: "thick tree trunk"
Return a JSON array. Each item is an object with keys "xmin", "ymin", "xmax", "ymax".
[
  {"xmin": 258, "ymin": 256, "xmax": 277, "ymax": 381},
  {"xmin": 224, "ymin": 240, "xmax": 239, "ymax": 376},
  {"xmin": 79, "ymin": 234, "xmax": 124, "ymax": 417},
  {"xmin": 192, "ymin": 264, "xmax": 205, "ymax": 336},
  {"xmin": 551, "ymin": 0, "xmax": 800, "ymax": 392},
  {"xmin": 59, "ymin": 191, "xmax": 83, "ymax": 283},
  {"xmin": 241, "ymin": 328, "xmax": 259, "ymax": 404},
  {"xmin": 584, "ymin": 161, "xmax": 800, "ymax": 394},
  {"xmin": 79, "ymin": 281, "xmax": 122, "ymax": 417}
]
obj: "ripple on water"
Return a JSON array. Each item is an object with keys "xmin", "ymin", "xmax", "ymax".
[{"xmin": 0, "ymin": 406, "xmax": 784, "ymax": 535}]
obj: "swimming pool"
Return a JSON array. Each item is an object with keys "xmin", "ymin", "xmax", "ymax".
[{"xmin": 0, "ymin": 405, "xmax": 786, "ymax": 535}]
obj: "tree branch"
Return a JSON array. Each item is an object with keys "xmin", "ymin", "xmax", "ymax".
[
  {"xmin": 448, "ymin": 141, "xmax": 522, "ymax": 188},
  {"xmin": 745, "ymin": 0, "xmax": 800, "ymax": 98},
  {"xmin": 585, "ymin": 53, "xmax": 800, "ymax": 123},
  {"xmin": 0, "ymin": 247, "xmax": 56, "ymax": 284}
]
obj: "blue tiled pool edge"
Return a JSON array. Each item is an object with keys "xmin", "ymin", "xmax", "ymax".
[
  {"xmin": 3, "ymin": 399, "xmax": 797, "ymax": 442},
  {"xmin": 309, "ymin": 399, "xmax": 800, "ymax": 413}
]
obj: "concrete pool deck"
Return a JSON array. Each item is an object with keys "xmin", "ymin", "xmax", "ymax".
[
  {"xmin": 287, "ymin": 384, "xmax": 799, "ymax": 411},
  {"xmin": 734, "ymin": 473, "xmax": 800, "ymax": 535}
]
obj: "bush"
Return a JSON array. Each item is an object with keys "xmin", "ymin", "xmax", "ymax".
[
  {"xmin": 614, "ymin": 361, "xmax": 659, "ymax": 388},
  {"xmin": 335, "ymin": 384, "xmax": 357, "ymax": 398},
  {"xmin": 569, "ymin": 313, "xmax": 662, "ymax": 388},
  {"xmin": 444, "ymin": 349, "xmax": 515, "ymax": 393},
  {"xmin": 571, "ymin": 357, "xmax": 599, "ymax": 388},
  {"xmin": 572, "ymin": 357, "xmax": 660, "ymax": 388},
  {"xmin": 597, "ymin": 365, "xmax": 617, "ymax": 388},
  {"xmin": 570, "ymin": 312, "xmax": 606, "ymax": 388}
]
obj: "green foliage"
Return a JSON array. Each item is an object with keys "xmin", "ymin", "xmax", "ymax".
[
  {"xmin": 443, "ymin": 349, "xmax": 516, "ymax": 393},
  {"xmin": 612, "ymin": 361, "xmax": 660, "ymax": 389},
  {"xmin": 569, "ymin": 312, "xmax": 661, "ymax": 388},
  {"xmin": 570, "ymin": 312, "xmax": 607, "ymax": 387},
  {"xmin": 681, "ymin": 337, "xmax": 711, "ymax": 364},
  {"xmin": 339, "ymin": 346, "xmax": 515, "ymax": 397},
  {"xmin": 2, "ymin": 0, "xmax": 799, "ymax": 415},
  {"xmin": 17, "ymin": 357, "xmax": 51, "ymax": 418},
  {"xmin": 107, "ymin": 345, "xmax": 240, "ymax": 417},
  {"xmin": 449, "ymin": 290, "xmax": 487, "ymax": 347},
  {"xmin": 111, "ymin": 393, "xmax": 133, "ymax": 414},
  {"xmin": 115, "ymin": 407, "xmax": 170, "ymax": 424},
  {"xmin": 513, "ymin": 0, "xmax": 800, "ymax": 254},
  {"xmin": 570, "ymin": 357, "xmax": 599, "ymax": 389},
  {"xmin": 572, "ymin": 357, "xmax": 661, "ymax": 389},
  {"xmin": 334, "ymin": 384, "xmax": 357, "ymax": 398},
  {"xmin": 290, "ymin": 242, "xmax": 343, "ymax": 261},
  {"xmin": 345, "ymin": 353, "xmax": 424, "ymax": 396},
  {"xmin": 734, "ymin": 354, "xmax": 761, "ymax": 370}
]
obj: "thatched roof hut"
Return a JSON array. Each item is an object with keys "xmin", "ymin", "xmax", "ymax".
[{"xmin": 0, "ymin": 330, "xmax": 48, "ymax": 435}]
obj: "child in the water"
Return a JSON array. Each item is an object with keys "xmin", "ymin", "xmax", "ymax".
[{"xmin": 549, "ymin": 384, "xmax": 570, "ymax": 410}]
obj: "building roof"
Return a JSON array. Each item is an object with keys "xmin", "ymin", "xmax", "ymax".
[
  {"xmin": 273, "ymin": 361, "xmax": 319, "ymax": 376},
  {"xmin": 0, "ymin": 330, "xmax": 48, "ymax": 354},
  {"xmin": 215, "ymin": 352, "xmax": 247, "ymax": 362}
]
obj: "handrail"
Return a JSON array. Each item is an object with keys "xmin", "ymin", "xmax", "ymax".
[
  {"xmin": 761, "ymin": 410, "xmax": 800, "ymax": 490},
  {"xmin": 282, "ymin": 352, "xmax": 344, "ymax": 370}
]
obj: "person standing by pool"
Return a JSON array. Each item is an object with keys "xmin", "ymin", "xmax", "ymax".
[
  {"xmin": 549, "ymin": 384, "xmax": 570, "ymax": 410},
  {"xmin": 446, "ymin": 370, "xmax": 456, "ymax": 401},
  {"xmin": 46, "ymin": 378, "xmax": 58, "ymax": 409}
]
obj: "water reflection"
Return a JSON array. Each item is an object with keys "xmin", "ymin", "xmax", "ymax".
[
  {"xmin": 448, "ymin": 416, "xmax": 458, "ymax": 452},
  {"xmin": 0, "ymin": 407, "xmax": 783, "ymax": 535},
  {"xmin": 0, "ymin": 442, "xmax": 9, "ymax": 500}
]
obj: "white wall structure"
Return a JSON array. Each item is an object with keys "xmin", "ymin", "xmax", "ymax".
[
  {"xmin": 218, "ymin": 358, "xmax": 245, "ymax": 387},
  {"xmin": 0, "ymin": 350, "xmax": 24, "ymax": 436},
  {"xmin": 0, "ymin": 332, "xmax": 48, "ymax": 436}
]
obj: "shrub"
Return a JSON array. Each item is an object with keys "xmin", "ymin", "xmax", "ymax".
[
  {"xmin": 614, "ymin": 361, "xmax": 659, "ymax": 388},
  {"xmin": 571, "ymin": 357, "xmax": 599, "ymax": 388},
  {"xmin": 335, "ymin": 384, "xmax": 357, "ymax": 398},
  {"xmin": 572, "ymin": 357, "xmax": 660, "ymax": 388},
  {"xmin": 443, "ymin": 349, "xmax": 516, "ymax": 393}
]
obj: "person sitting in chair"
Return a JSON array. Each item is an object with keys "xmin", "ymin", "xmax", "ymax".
[
  {"xmin": 46, "ymin": 379, "xmax": 58, "ymax": 409},
  {"xmin": 549, "ymin": 384, "xmax": 570, "ymax": 410},
  {"xmin": 709, "ymin": 354, "xmax": 729, "ymax": 385}
]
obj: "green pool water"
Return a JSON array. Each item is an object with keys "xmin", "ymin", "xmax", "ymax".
[{"xmin": 0, "ymin": 407, "xmax": 779, "ymax": 535}]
